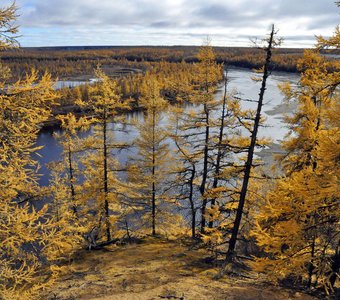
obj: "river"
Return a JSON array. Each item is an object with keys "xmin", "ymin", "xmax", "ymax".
[{"xmin": 34, "ymin": 67, "xmax": 299, "ymax": 186}]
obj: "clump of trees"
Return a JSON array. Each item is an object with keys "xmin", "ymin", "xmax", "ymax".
[
  {"xmin": 250, "ymin": 25, "xmax": 340, "ymax": 295},
  {"xmin": 0, "ymin": 3, "xmax": 85, "ymax": 299}
]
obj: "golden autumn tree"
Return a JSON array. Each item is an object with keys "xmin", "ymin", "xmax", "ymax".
[
  {"xmin": 77, "ymin": 68, "xmax": 131, "ymax": 243},
  {"xmin": 184, "ymin": 41, "xmax": 223, "ymax": 234},
  {"xmin": 50, "ymin": 113, "xmax": 91, "ymax": 215},
  {"xmin": 0, "ymin": 3, "xmax": 65, "ymax": 298},
  {"xmin": 46, "ymin": 113, "xmax": 93, "ymax": 256},
  {"xmin": 167, "ymin": 49, "xmax": 263, "ymax": 245},
  {"xmin": 0, "ymin": 2, "xmax": 18, "ymax": 51},
  {"xmin": 198, "ymin": 73, "xmax": 256, "ymax": 253},
  {"xmin": 128, "ymin": 78, "xmax": 182, "ymax": 236},
  {"xmin": 166, "ymin": 62, "xmax": 201, "ymax": 239},
  {"xmin": 251, "ymin": 26, "xmax": 339, "ymax": 294},
  {"xmin": 169, "ymin": 104, "xmax": 201, "ymax": 239},
  {"xmin": 188, "ymin": 71, "xmax": 268, "ymax": 256},
  {"xmin": 168, "ymin": 71, "xmax": 240, "ymax": 240}
]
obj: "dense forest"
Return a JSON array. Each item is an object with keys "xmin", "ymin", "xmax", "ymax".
[
  {"xmin": 0, "ymin": 2, "xmax": 339, "ymax": 300},
  {"xmin": 0, "ymin": 45, "xmax": 305, "ymax": 81}
]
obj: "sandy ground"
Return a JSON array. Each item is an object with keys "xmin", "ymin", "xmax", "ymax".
[
  {"xmin": 264, "ymin": 101, "xmax": 297, "ymax": 116},
  {"xmin": 257, "ymin": 99, "xmax": 298, "ymax": 173},
  {"xmin": 44, "ymin": 238, "xmax": 316, "ymax": 300}
]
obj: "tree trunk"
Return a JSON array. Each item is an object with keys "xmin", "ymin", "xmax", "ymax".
[
  {"xmin": 151, "ymin": 109, "xmax": 156, "ymax": 236},
  {"xmin": 200, "ymin": 103, "xmax": 210, "ymax": 233},
  {"xmin": 189, "ymin": 166, "xmax": 196, "ymax": 238},
  {"xmin": 68, "ymin": 142, "xmax": 77, "ymax": 215},
  {"xmin": 226, "ymin": 25, "xmax": 275, "ymax": 262},
  {"xmin": 209, "ymin": 71, "xmax": 228, "ymax": 228},
  {"xmin": 307, "ymin": 233, "xmax": 316, "ymax": 288},
  {"xmin": 103, "ymin": 110, "xmax": 111, "ymax": 242},
  {"xmin": 173, "ymin": 137, "xmax": 197, "ymax": 239}
]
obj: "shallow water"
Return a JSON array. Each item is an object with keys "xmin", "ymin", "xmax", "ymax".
[{"xmin": 53, "ymin": 78, "xmax": 98, "ymax": 90}]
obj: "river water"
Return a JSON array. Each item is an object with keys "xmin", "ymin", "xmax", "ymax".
[{"xmin": 34, "ymin": 67, "xmax": 299, "ymax": 186}]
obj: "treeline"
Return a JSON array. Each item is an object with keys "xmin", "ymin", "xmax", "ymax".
[
  {"xmin": 0, "ymin": 45, "xmax": 308, "ymax": 82},
  {"xmin": 3, "ymin": 45, "xmax": 338, "ymax": 84},
  {"xmin": 1, "ymin": 2, "xmax": 339, "ymax": 300}
]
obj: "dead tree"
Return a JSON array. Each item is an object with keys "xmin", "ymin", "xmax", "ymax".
[{"xmin": 226, "ymin": 25, "xmax": 279, "ymax": 262}]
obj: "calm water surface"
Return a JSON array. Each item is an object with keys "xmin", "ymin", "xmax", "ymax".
[{"xmin": 34, "ymin": 68, "xmax": 299, "ymax": 186}]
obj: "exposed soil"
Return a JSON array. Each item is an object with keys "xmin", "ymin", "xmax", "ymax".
[{"xmin": 44, "ymin": 238, "xmax": 317, "ymax": 300}]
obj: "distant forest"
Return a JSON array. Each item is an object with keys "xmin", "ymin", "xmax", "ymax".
[{"xmin": 0, "ymin": 45, "xmax": 321, "ymax": 81}]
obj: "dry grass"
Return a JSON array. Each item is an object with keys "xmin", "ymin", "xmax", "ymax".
[{"xmin": 44, "ymin": 237, "xmax": 316, "ymax": 300}]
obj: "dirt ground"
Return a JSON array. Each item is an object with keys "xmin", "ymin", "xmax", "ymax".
[{"xmin": 45, "ymin": 238, "xmax": 317, "ymax": 300}]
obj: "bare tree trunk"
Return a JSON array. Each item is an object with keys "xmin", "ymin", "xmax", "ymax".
[
  {"xmin": 189, "ymin": 166, "xmax": 196, "ymax": 238},
  {"xmin": 200, "ymin": 103, "xmax": 210, "ymax": 233},
  {"xmin": 226, "ymin": 25, "xmax": 275, "ymax": 262},
  {"xmin": 67, "ymin": 142, "xmax": 77, "ymax": 215},
  {"xmin": 174, "ymin": 137, "xmax": 197, "ymax": 239},
  {"xmin": 307, "ymin": 233, "xmax": 316, "ymax": 288},
  {"xmin": 103, "ymin": 109, "xmax": 111, "ymax": 242}
]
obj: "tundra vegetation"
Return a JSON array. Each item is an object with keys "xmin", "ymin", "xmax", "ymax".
[{"xmin": 0, "ymin": 2, "xmax": 339, "ymax": 299}]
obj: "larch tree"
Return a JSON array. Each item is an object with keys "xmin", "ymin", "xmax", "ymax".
[
  {"xmin": 200, "ymin": 71, "xmax": 243, "ymax": 249},
  {"xmin": 0, "ymin": 3, "xmax": 64, "ymax": 298},
  {"xmin": 167, "ymin": 65, "xmax": 201, "ymax": 239},
  {"xmin": 0, "ymin": 2, "xmax": 18, "ymax": 51},
  {"xmin": 251, "ymin": 25, "xmax": 339, "ymax": 294},
  {"xmin": 77, "ymin": 68, "xmax": 131, "ymax": 243},
  {"xmin": 50, "ymin": 113, "xmax": 92, "ymax": 215},
  {"xmin": 47, "ymin": 113, "xmax": 93, "ymax": 254},
  {"xmin": 206, "ymin": 70, "xmax": 231, "ymax": 230},
  {"xmin": 128, "ymin": 78, "xmax": 180, "ymax": 236},
  {"xmin": 198, "ymin": 73, "xmax": 268, "ymax": 257},
  {"xmin": 189, "ymin": 41, "xmax": 223, "ymax": 234},
  {"xmin": 169, "ymin": 105, "xmax": 201, "ymax": 239}
]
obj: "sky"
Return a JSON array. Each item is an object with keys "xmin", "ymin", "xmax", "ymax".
[{"xmin": 2, "ymin": 0, "xmax": 339, "ymax": 48}]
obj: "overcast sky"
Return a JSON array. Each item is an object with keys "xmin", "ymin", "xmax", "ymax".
[{"xmin": 2, "ymin": 0, "xmax": 339, "ymax": 47}]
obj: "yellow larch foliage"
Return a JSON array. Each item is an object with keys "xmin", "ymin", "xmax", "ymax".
[
  {"xmin": 0, "ymin": 53, "xmax": 60, "ymax": 300},
  {"xmin": 77, "ymin": 68, "xmax": 132, "ymax": 243},
  {"xmin": 251, "ymin": 25, "xmax": 339, "ymax": 294},
  {"xmin": 128, "ymin": 77, "xmax": 183, "ymax": 237},
  {"xmin": 46, "ymin": 113, "xmax": 94, "ymax": 264}
]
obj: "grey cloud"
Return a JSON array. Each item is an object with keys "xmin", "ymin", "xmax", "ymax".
[
  {"xmin": 272, "ymin": 0, "xmax": 336, "ymax": 17},
  {"xmin": 7, "ymin": 0, "xmax": 340, "ymax": 47},
  {"xmin": 305, "ymin": 14, "xmax": 340, "ymax": 30},
  {"xmin": 18, "ymin": 0, "xmax": 337, "ymax": 28},
  {"xmin": 16, "ymin": 0, "xmax": 338, "ymax": 29},
  {"xmin": 197, "ymin": 4, "xmax": 235, "ymax": 21},
  {"xmin": 150, "ymin": 21, "xmax": 177, "ymax": 28}
]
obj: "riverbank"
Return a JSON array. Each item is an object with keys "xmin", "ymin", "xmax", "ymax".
[{"xmin": 43, "ymin": 237, "xmax": 317, "ymax": 300}]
